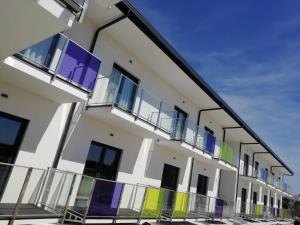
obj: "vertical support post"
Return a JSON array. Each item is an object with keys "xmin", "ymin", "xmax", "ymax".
[
  {"xmin": 139, "ymin": 185, "xmax": 148, "ymax": 223},
  {"xmin": 35, "ymin": 168, "xmax": 50, "ymax": 206},
  {"xmin": 155, "ymin": 101, "xmax": 163, "ymax": 128},
  {"xmin": 82, "ymin": 177, "xmax": 96, "ymax": 225},
  {"xmin": 61, "ymin": 173, "xmax": 77, "ymax": 224},
  {"xmin": 9, "ymin": 167, "xmax": 33, "ymax": 225}
]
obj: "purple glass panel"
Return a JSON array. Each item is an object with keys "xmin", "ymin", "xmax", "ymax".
[
  {"xmin": 87, "ymin": 179, "xmax": 123, "ymax": 217},
  {"xmin": 204, "ymin": 132, "xmax": 216, "ymax": 154},
  {"xmin": 57, "ymin": 40, "xmax": 101, "ymax": 92},
  {"xmin": 215, "ymin": 199, "xmax": 224, "ymax": 218}
]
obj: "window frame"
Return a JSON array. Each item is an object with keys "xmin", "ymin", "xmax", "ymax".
[{"xmin": 83, "ymin": 141, "xmax": 123, "ymax": 181}]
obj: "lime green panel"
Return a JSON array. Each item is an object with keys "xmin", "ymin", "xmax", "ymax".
[
  {"xmin": 221, "ymin": 143, "xmax": 228, "ymax": 161},
  {"xmin": 141, "ymin": 187, "xmax": 163, "ymax": 218},
  {"xmin": 227, "ymin": 147, "xmax": 234, "ymax": 164},
  {"xmin": 255, "ymin": 205, "xmax": 261, "ymax": 218},
  {"xmin": 172, "ymin": 192, "xmax": 189, "ymax": 218}
]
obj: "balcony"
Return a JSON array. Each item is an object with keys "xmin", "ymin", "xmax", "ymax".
[
  {"xmin": 282, "ymin": 183, "xmax": 293, "ymax": 195},
  {"xmin": 0, "ymin": 0, "xmax": 88, "ymax": 60},
  {"xmin": 0, "ymin": 33, "xmax": 101, "ymax": 103},
  {"xmin": 214, "ymin": 141, "xmax": 239, "ymax": 167},
  {"xmin": 87, "ymin": 75, "xmax": 174, "ymax": 139}
]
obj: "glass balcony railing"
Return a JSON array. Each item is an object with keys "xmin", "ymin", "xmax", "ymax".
[
  {"xmin": 282, "ymin": 182, "xmax": 293, "ymax": 194},
  {"xmin": 16, "ymin": 33, "xmax": 101, "ymax": 93},
  {"xmin": 91, "ymin": 74, "xmax": 175, "ymax": 133},
  {"xmin": 214, "ymin": 141, "xmax": 239, "ymax": 167},
  {"xmin": 92, "ymin": 74, "xmax": 238, "ymax": 161}
]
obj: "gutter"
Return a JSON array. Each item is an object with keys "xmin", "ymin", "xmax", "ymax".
[{"xmin": 115, "ymin": 0, "xmax": 293, "ymax": 175}]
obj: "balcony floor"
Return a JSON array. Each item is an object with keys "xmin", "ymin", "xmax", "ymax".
[
  {"xmin": 157, "ymin": 140, "xmax": 237, "ymax": 171},
  {"xmin": 0, "ymin": 57, "xmax": 88, "ymax": 103}
]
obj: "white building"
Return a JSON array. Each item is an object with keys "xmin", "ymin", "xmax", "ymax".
[{"xmin": 0, "ymin": 1, "xmax": 294, "ymax": 225}]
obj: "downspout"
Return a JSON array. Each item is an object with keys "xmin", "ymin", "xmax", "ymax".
[
  {"xmin": 52, "ymin": 102, "xmax": 77, "ymax": 168},
  {"xmin": 89, "ymin": 10, "xmax": 130, "ymax": 53},
  {"xmin": 234, "ymin": 142, "xmax": 242, "ymax": 215}
]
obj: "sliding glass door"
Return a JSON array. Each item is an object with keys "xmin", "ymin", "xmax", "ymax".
[{"xmin": 0, "ymin": 111, "xmax": 29, "ymax": 199}]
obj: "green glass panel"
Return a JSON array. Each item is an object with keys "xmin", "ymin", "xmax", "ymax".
[
  {"xmin": 172, "ymin": 192, "xmax": 189, "ymax": 218},
  {"xmin": 256, "ymin": 205, "xmax": 261, "ymax": 218},
  {"xmin": 227, "ymin": 147, "xmax": 234, "ymax": 164},
  {"xmin": 141, "ymin": 187, "xmax": 164, "ymax": 218},
  {"xmin": 221, "ymin": 143, "xmax": 227, "ymax": 161}
]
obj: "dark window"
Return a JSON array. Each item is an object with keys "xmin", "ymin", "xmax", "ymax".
[
  {"xmin": 243, "ymin": 154, "xmax": 249, "ymax": 176},
  {"xmin": 197, "ymin": 174, "xmax": 208, "ymax": 195},
  {"xmin": 172, "ymin": 106, "xmax": 188, "ymax": 140},
  {"xmin": 241, "ymin": 188, "xmax": 247, "ymax": 213},
  {"xmin": 161, "ymin": 164, "xmax": 179, "ymax": 191},
  {"xmin": 254, "ymin": 161, "xmax": 259, "ymax": 176},
  {"xmin": 270, "ymin": 197, "xmax": 274, "ymax": 207},
  {"xmin": 83, "ymin": 141, "xmax": 122, "ymax": 181},
  {"xmin": 253, "ymin": 191, "xmax": 257, "ymax": 204},
  {"xmin": 264, "ymin": 195, "xmax": 267, "ymax": 206},
  {"xmin": 0, "ymin": 111, "xmax": 29, "ymax": 163},
  {"xmin": 278, "ymin": 199, "xmax": 281, "ymax": 208},
  {"xmin": 0, "ymin": 111, "xmax": 29, "ymax": 200}
]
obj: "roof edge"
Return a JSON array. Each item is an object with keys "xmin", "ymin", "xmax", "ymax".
[{"xmin": 115, "ymin": 0, "xmax": 293, "ymax": 175}]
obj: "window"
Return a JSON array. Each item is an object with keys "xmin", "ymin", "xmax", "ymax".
[
  {"xmin": 0, "ymin": 111, "xmax": 29, "ymax": 199},
  {"xmin": 243, "ymin": 154, "xmax": 249, "ymax": 176},
  {"xmin": 172, "ymin": 106, "xmax": 188, "ymax": 140},
  {"xmin": 161, "ymin": 164, "xmax": 179, "ymax": 191},
  {"xmin": 254, "ymin": 161, "xmax": 259, "ymax": 176},
  {"xmin": 241, "ymin": 188, "xmax": 247, "ymax": 213},
  {"xmin": 105, "ymin": 64, "xmax": 139, "ymax": 112},
  {"xmin": 253, "ymin": 192, "xmax": 257, "ymax": 204},
  {"xmin": 197, "ymin": 174, "xmax": 208, "ymax": 195},
  {"xmin": 83, "ymin": 141, "xmax": 122, "ymax": 181},
  {"xmin": 0, "ymin": 111, "xmax": 29, "ymax": 163},
  {"xmin": 204, "ymin": 127, "xmax": 216, "ymax": 154},
  {"xmin": 264, "ymin": 195, "xmax": 267, "ymax": 206}
]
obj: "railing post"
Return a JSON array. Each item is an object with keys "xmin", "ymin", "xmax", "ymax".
[
  {"xmin": 61, "ymin": 173, "xmax": 77, "ymax": 224},
  {"xmin": 82, "ymin": 178, "xmax": 96, "ymax": 225},
  {"xmin": 155, "ymin": 101, "xmax": 163, "ymax": 128},
  {"xmin": 52, "ymin": 35, "xmax": 69, "ymax": 82},
  {"xmin": 9, "ymin": 167, "xmax": 33, "ymax": 225}
]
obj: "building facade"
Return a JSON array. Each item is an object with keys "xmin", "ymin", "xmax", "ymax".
[{"xmin": 0, "ymin": 1, "xmax": 294, "ymax": 224}]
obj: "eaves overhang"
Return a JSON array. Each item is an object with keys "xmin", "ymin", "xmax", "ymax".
[{"xmin": 115, "ymin": 0, "xmax": 293, "ymax": 175}]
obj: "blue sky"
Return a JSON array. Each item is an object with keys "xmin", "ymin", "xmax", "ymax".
[{"xmin": 131, "ymin": 0, "xmax": 300, "ymax": 192}]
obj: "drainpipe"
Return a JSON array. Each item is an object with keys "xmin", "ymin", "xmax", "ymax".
[
  {"xmin": 89, "ymin": 10, "xmax": 130, "ymax": 53},
  {"xmin": 52, "ymin": 102, "xmax": 77, "ymax": 168}
]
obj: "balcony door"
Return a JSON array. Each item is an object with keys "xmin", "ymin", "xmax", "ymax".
[
  {"xmin": 197, "ymin": 174, "xmax": 208, "ymax": 195},
  {"xmin": 0, "ymin": 111, "xmax": 29, "ymax": 199},
  {"xmin": 161, "ymin": 164, "xmax": 179, "ymax": 216},
  {"xmin": 106, "ymin": 64, "xmax": 138, "ymax": 112},
  {"xmin": 241, "ymin": 188, "xmax": 247, "ymax": 213},
  {"xmin": 172, "ymin": 106, "xmax": 188, "ymax": 140}
]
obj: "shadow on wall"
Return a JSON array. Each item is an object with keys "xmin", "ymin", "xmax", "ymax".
[
  {"xmin": 61, "ymin": 115, "xmax": 143, "ymax": 175},
  {"xmin": 0, "ymin": 82, "xmax": 63, "ymax": 154}
]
